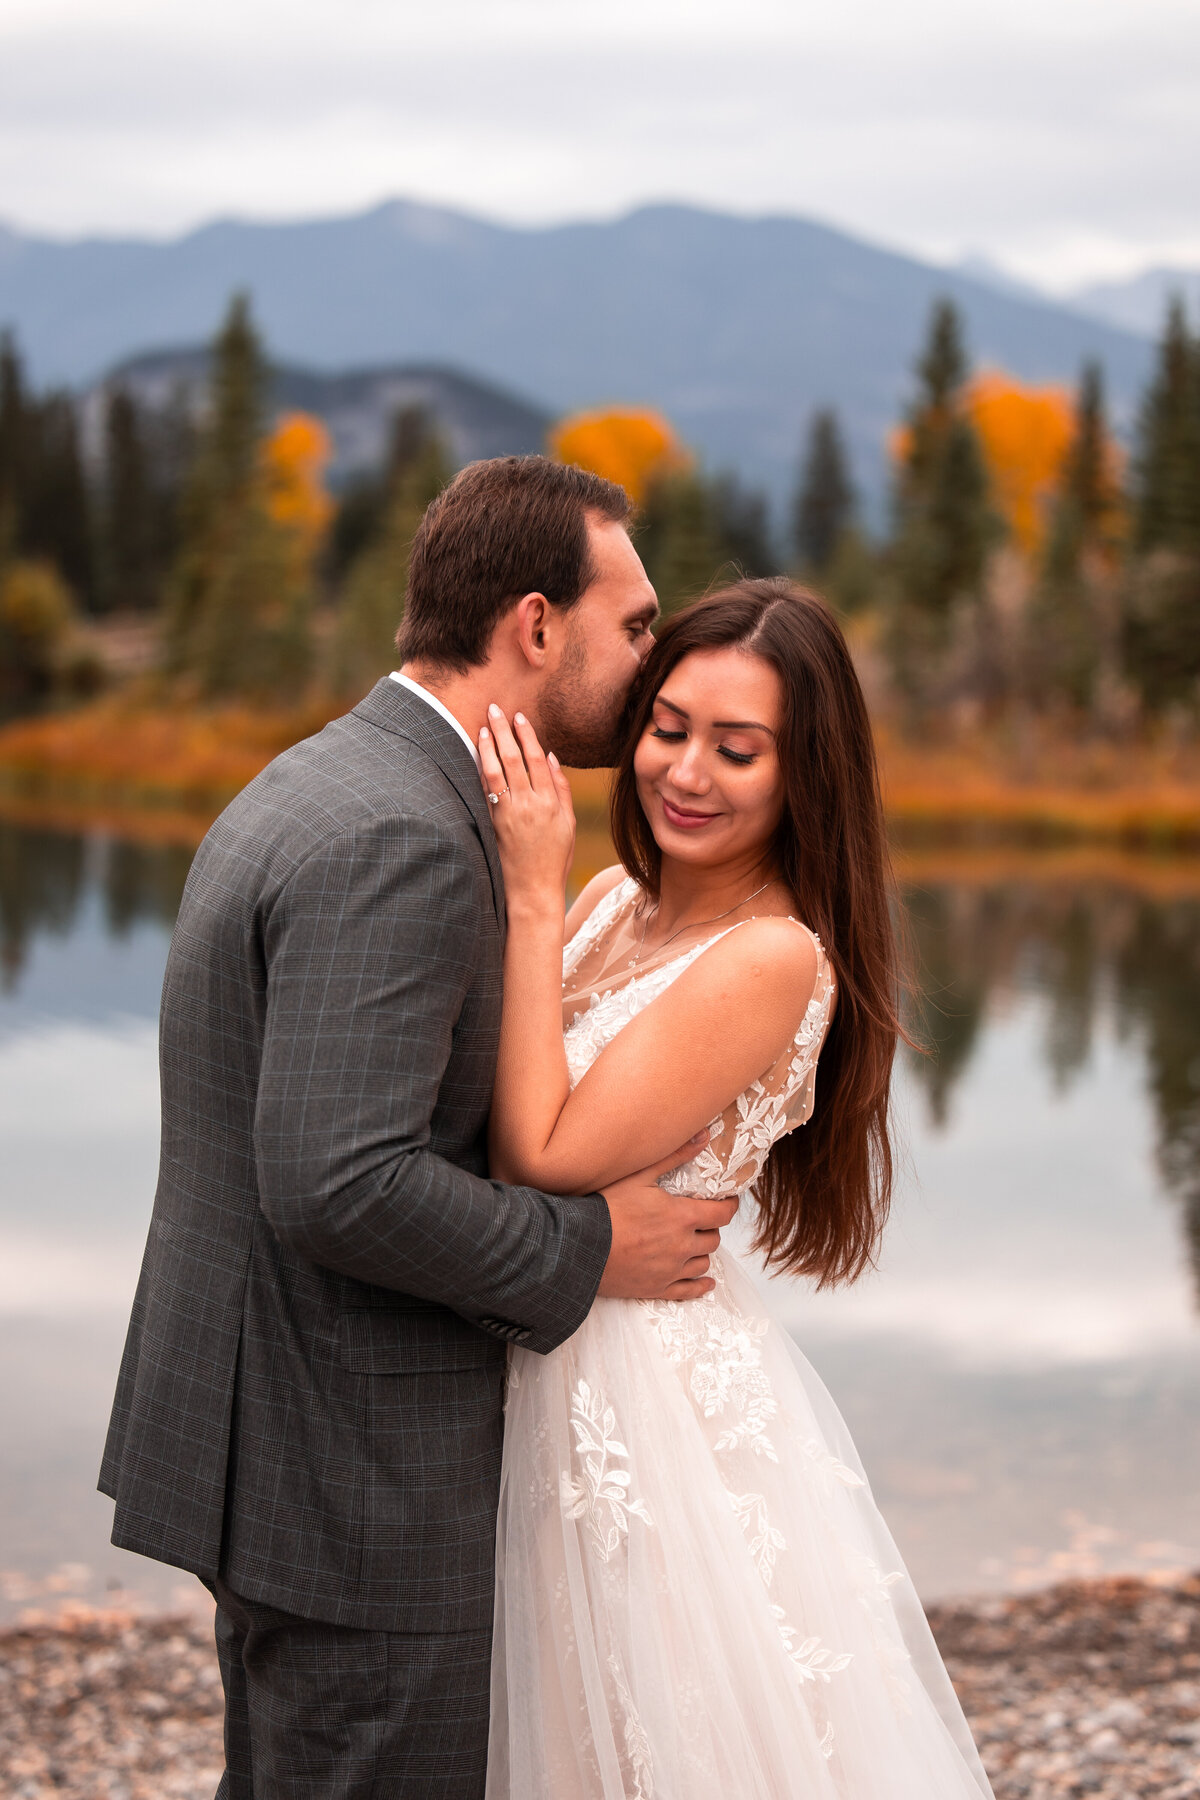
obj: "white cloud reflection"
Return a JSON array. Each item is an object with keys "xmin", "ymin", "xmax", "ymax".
[{"xmin": 2, "ymin": 996, "xmax": 1197, "ymax": 1365}]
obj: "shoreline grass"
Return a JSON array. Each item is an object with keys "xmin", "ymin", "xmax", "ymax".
[{"xmin": 3, "ymin": 695, "xmax": 1200, "ymax": 859}]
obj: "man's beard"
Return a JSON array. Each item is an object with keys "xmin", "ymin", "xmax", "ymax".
[{"xmin": 536, "ymin": 631, "xmax": 631, "ymax": 768}]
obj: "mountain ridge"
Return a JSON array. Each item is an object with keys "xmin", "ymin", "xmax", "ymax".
[{"xmin": 0, "ymin": 197, "xmax": 1155, "ymax": 511}]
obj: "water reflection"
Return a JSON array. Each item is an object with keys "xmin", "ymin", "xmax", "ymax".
[
  {"xmin": 1, "ymin": 821, "xmax": 191, "ymax": 992},
  {"xmin": 903, "ymin": 879, "xmax": 1200, "ymax": 1305},
  {"xmin": 4, "ymin": 817, "xmax": 1198, "ymax": 1308},
  {"xmin": 2, "ymin": 817, "xmax": 1198, "ymax": 1604}
]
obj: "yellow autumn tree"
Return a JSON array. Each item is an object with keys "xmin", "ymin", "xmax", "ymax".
[
  {"xmin": 965, "ymin": 373, "xmax": 1074, "ymax": 557},
  {"xmin": 262, "ymin": 411, "xmax": 334, "ymax": 568},
  {"xmin": 549, "ymin": 408, "xmax": 690, "ymax": 505}
]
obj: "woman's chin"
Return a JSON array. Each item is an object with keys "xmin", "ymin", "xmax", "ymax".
[{"xmin": 650, "ymin": 820, "xmax": 727, "ymax": 863}]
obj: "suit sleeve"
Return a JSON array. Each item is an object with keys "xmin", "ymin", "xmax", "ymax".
[{"xmin": 252, "ymin": 813, "xmax": 611, "ymax": 1354}]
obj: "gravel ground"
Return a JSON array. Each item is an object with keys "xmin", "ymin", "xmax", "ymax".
[
  {"xmin": 928, "ymin": 1574, "xmax": 1200, "ymax": 1799},
  {"xmin": 1, "ymin": 1574, "xmax": 1197, "ymax": 1798}
]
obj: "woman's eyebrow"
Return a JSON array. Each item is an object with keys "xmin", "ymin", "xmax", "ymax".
[{"xmin": 656, "ymin": 696, "xmax": 773, "ymax": 734}]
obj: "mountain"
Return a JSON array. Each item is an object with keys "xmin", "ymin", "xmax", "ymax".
[
  {"xmin": 1068, "ymin": 267, "xmax": 1200, "ymax": 337},
  {"xmin": 0, "ymin": 199, "xmax": 1154, "ymax": 513},
  {"xmin": 81, "ymin": 350, "xmax": 551, "ymax": 485},
  {"xmin": 953, "ymin": 254, "xmax": 1048, "ymax": 304}
]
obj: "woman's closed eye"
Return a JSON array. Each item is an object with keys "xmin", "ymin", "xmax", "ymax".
[{"xmin": 650, "ymin": 723, "xmax": 757, "ymax": 766}]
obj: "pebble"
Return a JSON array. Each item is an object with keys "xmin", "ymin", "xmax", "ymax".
[{"xmin": 1, "ymin": 1573, "xmax": 1197, "ymax": 1797}]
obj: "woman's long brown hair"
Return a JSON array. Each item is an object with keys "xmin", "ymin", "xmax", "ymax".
[{"xmin": 610, "ymin": 577, "xmax": 904, "ymax": 1287}]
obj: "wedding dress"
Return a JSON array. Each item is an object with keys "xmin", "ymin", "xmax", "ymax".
[{"xmin": 487, "ymin": 877, "xmax": 994, "ymax": 1799}]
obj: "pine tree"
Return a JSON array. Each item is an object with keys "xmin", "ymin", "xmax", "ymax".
[
  {"xmin": 1060, "ymin": 364, "xmax": 1120, "ymax": 547},
  {"xmin": 887, "ymin": 300, "xmax": 994, "ymax": 708},
  {"xmin": 102, "ymin": 387, "xmax": 156, "ymax": 612},
  {"xmin": 709, "ymin": 474, "xmax": 776, "ymax": 579},
  {"xmin": 334, "ymin": 408, "xmax": 451, "ymax": 694},
  {"xmin": 638, "ymin": 471, "xmax": 725, "ymax": 617},
  {"xmin": 793, "ymin": 409, "xmax": 854, "ymax": 572},
  {"xmin": 0, "ymin": 332, "xmax": 25, "ymax": 565},
  {"xmin": 164, "ymin": 293, "xmax": 314, "ymax": 696},
  {"xmin": 893, "ymin": 300, "xmax": 992, "ymax": 621},
  {"xmin": 1124, "ymin": 301, "xmax": 1200, "ymax": 715},
  {"xmin": 0, "ymin": 337, "xmax": 96, "ymax": 608},
  {"xmin": 23, "ymin": 393, "xmax": 95, "ymax": 609},
  {"xmin": 1134, "ymin": 297, "xmax": 1200, "ymax": 556},
  {"xmin": 1027, "ymin": 363, "xmax": 1123, "ymax": 711}
]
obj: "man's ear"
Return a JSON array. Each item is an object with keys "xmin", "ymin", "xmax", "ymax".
[{"xmin": 512, "ymin": 592, "xmax": 550, "ymax": 668}]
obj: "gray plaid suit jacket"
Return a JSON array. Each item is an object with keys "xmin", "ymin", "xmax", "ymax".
[{"xmin": 99, "ymin": 677, "xmax": 612, "ymax": 1633}]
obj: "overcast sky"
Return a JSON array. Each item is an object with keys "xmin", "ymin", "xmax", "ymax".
[{"xmin": 1, "ymin": 0, "xmax": 1197, "ymax": 291}]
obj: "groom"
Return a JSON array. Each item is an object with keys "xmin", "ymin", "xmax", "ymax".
[{"xmin": 100, "ymin": 456, "xmax": 736, "ymax": 1799}]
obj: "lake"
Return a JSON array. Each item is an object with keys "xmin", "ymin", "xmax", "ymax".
[{"xmin": 1, "ymin": 817, "xmax": 1198, "ymax": 1620}]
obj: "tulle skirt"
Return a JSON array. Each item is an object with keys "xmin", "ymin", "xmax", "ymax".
[{"xmin": 487, "ymin": 1249, "xmax": 994, "ymax": 1798}]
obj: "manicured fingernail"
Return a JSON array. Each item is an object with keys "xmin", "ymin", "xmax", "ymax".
[
  {"xmin": 489, "ymin": 703, "xmax": 501, "ymax": 716},
  {"xmin": 514, "ymin": 712, "xmax": 527, "ymax": 725},
  {"xmin": 548, "ymin": 752, "xmax": 559, "ymax": 767},
  {"xmin": 479, "ymin": 727, "xmax": 489, "ymax": 739}
]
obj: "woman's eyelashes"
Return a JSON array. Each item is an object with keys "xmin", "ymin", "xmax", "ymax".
[{"xmin": 649, "ymin": 724, "xmax": 756, "ymax": 767}]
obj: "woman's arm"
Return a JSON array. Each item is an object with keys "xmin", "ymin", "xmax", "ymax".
[
  {"xmin": 479, "ymin": 711, "xmax": 818, "ymax": 1195},
  {"xmin": 495, "ymin": 911, "xmax": 817, "ymax": 1191}
]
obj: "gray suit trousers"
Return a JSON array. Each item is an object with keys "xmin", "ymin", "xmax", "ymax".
[{"xmin": 209, "ymin": 1576, "xmax": 491, "ymax": 1800}]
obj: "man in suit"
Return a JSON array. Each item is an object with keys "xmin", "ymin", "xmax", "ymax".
[{"xmin": 100, "ymin": 456, "xmax": 736, "ymax": 1798}]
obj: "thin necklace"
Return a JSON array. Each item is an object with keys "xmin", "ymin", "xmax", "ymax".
[{"xmin": 629, "ymin": 880, "xmax": 776, "ymax": 969}]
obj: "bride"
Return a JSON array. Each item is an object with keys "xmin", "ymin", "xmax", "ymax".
[{"xmin": 476, "ymin": 578, "xmax": 994, "ymax": 1799}]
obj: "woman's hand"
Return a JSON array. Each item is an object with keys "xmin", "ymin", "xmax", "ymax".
[{"xmin": 479, "ymin": 705, "xmax": 576, "ymax": 914}]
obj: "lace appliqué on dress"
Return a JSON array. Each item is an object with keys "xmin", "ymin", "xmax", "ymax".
[
  {"xmin": 560, "ymin": 1379, "xmax": 654, "ymax": 1562},
  {"xmin": 643, "ymin": 1266, "xmax": 779, "ymax": 1462},
  {"xmin": 607, "ymin": 1655, "xmax": 656, "ymax": 1799},
  {"xmin": 726, "ymin": 1489, "xmax": 787, "ymax": 1586}
]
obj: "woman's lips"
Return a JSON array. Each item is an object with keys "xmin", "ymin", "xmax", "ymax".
[{"xmin": 660, "ymin": 796, "xmax": 720, "ymax": 830}]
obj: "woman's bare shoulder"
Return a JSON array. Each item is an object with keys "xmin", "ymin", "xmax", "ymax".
[
  {"xmin": 674, "ymin": 913, "xmax": 820, "ymax": 1027},
  {"xmin": 564, "ymin": 864, "xmax": 631, "ymax": 944}
]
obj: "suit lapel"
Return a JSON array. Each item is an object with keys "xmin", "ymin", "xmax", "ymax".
[{"xmin": 352, "ymin": 678, "xmax": 506, "ymax": 935}]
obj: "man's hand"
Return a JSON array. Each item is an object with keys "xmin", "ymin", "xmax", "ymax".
[{"xmin": 599, "ymin": 1133, "xmax": 738, "ymax": 1302}]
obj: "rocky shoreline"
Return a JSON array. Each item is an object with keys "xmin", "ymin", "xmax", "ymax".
[{"xmin": 2, "ymin": 1573, "xmax": 1197, "ymax": 1799}]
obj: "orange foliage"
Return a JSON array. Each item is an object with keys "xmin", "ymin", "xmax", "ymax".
[
  {"xmin": 965, "ymin": 373, "xmax": 1073, "ymax": 555},
  {"xmin": 5, "ymin": 699, "xmax": 1200, "ymax": 851},
  {"xmin": 549, "ymin": 409, "xmax": 689, "ymax": 504},
  {"xmin": 0, "ymin": 694, "xmax": 342, "ymax": 813},
  {"xmin": 262, "ymin": 412, "xmax": 334, "ymax": 558}
]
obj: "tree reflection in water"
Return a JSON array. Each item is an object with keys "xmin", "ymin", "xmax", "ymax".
[
  {"xmin": 0, "ymin": 821, "xmax": 191, "ymax": 992},
  {"xmin": 903, "ymin": 877, "xmax": 1200, "ymax": 1306},
  {"xmin": 2, "ymin": 820, "xmax": 1199, "ymax": 1305}
]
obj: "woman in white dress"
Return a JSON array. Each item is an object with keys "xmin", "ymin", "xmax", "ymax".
[{"xmin": 476, "ymin": 578, "xmax": 994, "ymax": 1799}]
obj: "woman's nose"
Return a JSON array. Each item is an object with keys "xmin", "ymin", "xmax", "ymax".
[{"xmin": 670, "ymin": 744, "xmax": 710, "ymax": 792}]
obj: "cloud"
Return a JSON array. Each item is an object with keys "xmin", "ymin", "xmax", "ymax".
[{"xmin": 1, "ymin": 0, "xmax": 1198, "ymax": 285}]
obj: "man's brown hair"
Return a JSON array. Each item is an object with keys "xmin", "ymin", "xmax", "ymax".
[{"xmin": 396, "ymin": 456, "xmax": 633, "ymax": 672}]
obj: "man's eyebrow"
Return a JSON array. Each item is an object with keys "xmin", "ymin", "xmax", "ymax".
[
  {"xmin": 626, "ymin": 602, "xmax": 659, "ymax": 626},
  {"xmin": 655, "ymin": 696, "xmax": 773, "ymax": 734}
]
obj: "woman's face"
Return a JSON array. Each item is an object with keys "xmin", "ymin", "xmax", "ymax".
[{"xmin": 633, "ymin": 647, "xmax": 787, "ymax": 871}]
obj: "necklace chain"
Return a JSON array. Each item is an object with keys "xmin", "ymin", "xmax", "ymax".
[{"xmin": 629, "ymin": 879, "xmax": 775, "ymax": 968}]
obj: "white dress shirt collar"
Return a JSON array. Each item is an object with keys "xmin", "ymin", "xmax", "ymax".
[{"xmin": 389, "ymin": 671, "xmax": 481, "ymax": 772}]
